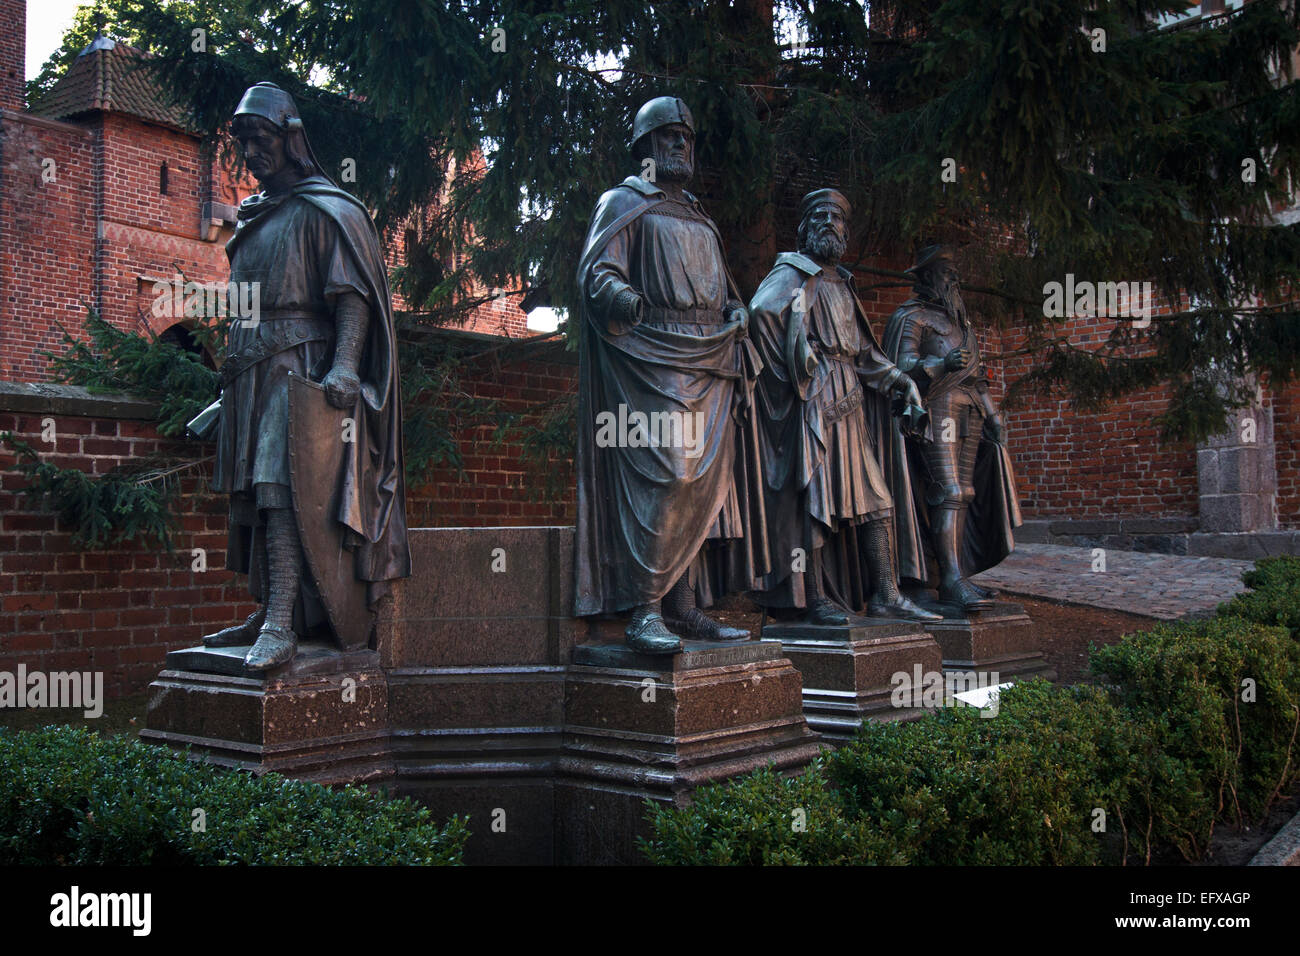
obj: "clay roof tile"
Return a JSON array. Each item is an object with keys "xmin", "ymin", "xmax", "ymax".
[{"xmin": 32, "ymin": 41, "xmax": 195, "ymax": 131}]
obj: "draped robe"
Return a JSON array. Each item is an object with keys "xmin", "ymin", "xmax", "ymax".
[
  {"xmin": 748, "ymin": 252, "xmax": 916, "ymax": 609},
  {"xmin": 573, "ymin": 176, "xmax": 767, "ymax": 616}
]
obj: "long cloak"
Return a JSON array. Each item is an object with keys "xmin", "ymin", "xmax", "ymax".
[
  {"xmin": 215, "ymin": 176, "xmax": 411, "ymax": 640},
  {"xmin": 572, "ymin": 176, "xmax": 766, "ymax": 617},
  {"xmin": 748, "ymin": 253, "xmax": 917, "ymax": 610}
]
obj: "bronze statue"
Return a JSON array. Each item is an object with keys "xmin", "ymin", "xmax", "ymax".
[
  {"xmin": 882, "ymin": 244, "xmax": 1021, "ymax": 611},
  {"xmin": 573, "ymin": 96, "xmax": 767, "ymax": 654},
  {"xmin": 749, "ymin": 190, "xmax": 940, "ymax": 625},
  {"xmin": 199, "ymin": 82, "xmax": 411, "ymax": 671}
]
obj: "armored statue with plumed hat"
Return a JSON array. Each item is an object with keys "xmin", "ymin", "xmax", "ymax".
[{"xmin": 881, "ymin": 244, "xmax": 1021, "ymax": 612}]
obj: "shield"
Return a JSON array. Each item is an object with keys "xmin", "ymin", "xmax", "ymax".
[{"xmin": 287, "ymin": 372, "xmax": 371, "ymax": 650}]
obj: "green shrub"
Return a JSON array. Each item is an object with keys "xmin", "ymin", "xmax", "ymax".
[
  {"xmin": 1090, "ymin": 616, "xmax": 1300, "ymax": 842},
  {"xmin": 0, "ymin": 726, "xmax": 468, "ymax": 865},
  {"xmin": 1218, "ymin": 556, "xmax": 1300, "ymax": 638},
  {"xmin": 643, "ymin": 616, "xmax": 1300, "ymax": 866},
  {"xmin": 639, "ymin": 759, "xmax": 918, "ymax": 865},
  {"xmin": 829, "ymin": 681, "xmax": 1137, "ymax": 865},
  {"xmin": 643, "ymin": 682, "xmax": 1143, "ymax": 866}
]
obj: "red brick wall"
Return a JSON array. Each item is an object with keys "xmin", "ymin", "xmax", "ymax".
[
  {"xmin": 993, "ymin": 313, "xmax": 1200, "ymax": 521},
  {"xmin": 851, "ymin": 254, "xmax": 917, "ymax": 335},
  {"xmin": 100, "ymin": 115, "xmax": 236, "ymax": 340},
  {"xmin": 0, "ymin": 0, "xmax": 22, "ymax": 113},
  {"xmin": 0, "ymin": 407, "xmax": 256, "ymax": 698},
  {"xmin": 407, "ymin": 348, "xmax": 576, "ymax": 526},
  {"xmin": 0, "ymin": 109, "xmax": 249, "ymax": 379},
  {"xmin": 462, "ymin": 293, "xmax": 530, "ymax": 338},
  {"xmin": 0, "ymin": 113, "xmax": 97, "ymax": 381}
]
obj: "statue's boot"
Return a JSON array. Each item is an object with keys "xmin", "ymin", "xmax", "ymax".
[
  {"xmin": 663, "ymin": 575, "xmax": 747, "ymax": 641},
  {"xmin": 244, "ymin": 506, "xmax": 301, "ymax": 674},
  {"xmin": 676, "ymin": 608, "xmax": 749, "ymax": 642},
  {"xmin": 625, "ymin": 604, "xmax": 682, "ymax": 655},
  {"xmin": 802, "ymin": 596, "xmax": 851, "ymax": 627},
  {"xmin": 204, "ymin": 533, "xmax": 270, "ymax": 647},
  {"xmin": 867, "ymin": 594, "xmax": 943, "ymax": 623},
  {"xmin": 862, "ymin": 518, "xmax": 943, "ymax": 623},
  {"xmin": 938, "ymin": 577, "xmax": 995, "ymax": 611},
  {"xmin": 968, "ymin": 580, "xmax": 997, "ymax": 601},
  {"xmin": 930, "ymin": 500, "xmax": 993, "ymax": 610},
  {"xmin": 244, "ymin": 624, "xmax": 298, "ymax": 672},
  {"xmin": 796, "ymin": 548, "xmax": 858, "ymax": 627},
  {"xmin": 202, "ymin": 608, "xmax": 265, "ymax": 647}
]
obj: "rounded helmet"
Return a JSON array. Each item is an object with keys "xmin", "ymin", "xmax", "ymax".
[
  {"xmin": 629, "ymin": 96, "xmax": 695, "ymax": 151},
  {"xmin": 232, "ymin": 81, "xmax": 336, "ymax": 187}
]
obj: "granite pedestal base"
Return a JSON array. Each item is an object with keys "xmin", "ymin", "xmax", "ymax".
[
  {"xmin": 140, "ymin": 643, "xmax": 391, "ymax": 784},
  {"xmin": 913, "ymin": 600, "xmax": 1057, "ymax": 683},
  {"xmin": 762, "ymin": 619, "xmax": 944, "ymax": 743},
  {"xmin": 555, "ymin": 638, "xmax": 821, "ymax": 865},
  {"xmin": 380, "ymin": 525, "xmax": 576, "ymax": 866}
]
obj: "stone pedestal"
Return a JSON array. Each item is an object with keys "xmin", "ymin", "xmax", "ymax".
[
  {"xmin": 762, "ymin": 620, "xmax": 944, "ymax": 743},
  {"xmin": 555, "ymin": 638, "xmax": 821, "ymax": 865},
  {"xmin": 918, "ymin": 601, "xmax": 1056, "ymax": 683},
  {"xmin": 136, "ymin": 527, "xmax": 842, "ymax": 865},
  {"xmin": 140, "ymin": 643, "xmax": 391, "ymax": 784},
  {"xmin": 380, "ymin": 526, "xmax": 577, "ymax": 866}
]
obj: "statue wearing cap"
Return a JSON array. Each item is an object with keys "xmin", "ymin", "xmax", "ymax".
[
  {"xmin": 881, "ymin": 245, "xmax": 1021, "ymax": 611},
  {"xmin": 572, "ymin": 96, "xmax": 768, "ymax": 654},
  {"xmin": 748, "ymin": 190, "xmax": 940, "ymax": 624},
  {"xmin": 197, "ymin": 82, "xmax": 411, "ymax": 671}
]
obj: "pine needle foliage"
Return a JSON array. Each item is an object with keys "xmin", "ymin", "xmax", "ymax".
[
  {"xmin": 0, "ymin": 433, "xmax": 190, "ymax": 552},
  {"xmin": 41, "ymin": 309, "xmax": 221, "ymax": 439},
  {"xmin": 36, "ymin": 1, "xmax": 1300, "ymax": 445}
]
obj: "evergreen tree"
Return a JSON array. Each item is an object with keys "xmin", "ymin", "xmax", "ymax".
[{"xmin": 43, "ymin": 0, "xmax": 1300, "ymax": 440}]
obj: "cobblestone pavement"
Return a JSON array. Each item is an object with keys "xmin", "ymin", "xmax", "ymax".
[{"xmin": 970, "ymin": 543, "xmax": 1255, "ymax": 620}]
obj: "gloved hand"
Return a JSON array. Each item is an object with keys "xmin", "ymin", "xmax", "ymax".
[
  {"xmin": 322, "ymin": 365, "xmax": 361, "ymax": 408},
  {"xmin": 945, "ymin": 347, "xmax": 971, "ymax": 371},
  {"xmin": 895, "ymin": 375, "xmax": 923, "ymax": 412}
]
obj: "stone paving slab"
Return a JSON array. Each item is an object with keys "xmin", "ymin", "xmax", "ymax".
[
  {"xmin": 971, "ymin": 543, "xmax": 1254, "ymax": 620},
  {"xmin": 1249, "ymin": 807, "xmax": 1300, "ymax": 866}
]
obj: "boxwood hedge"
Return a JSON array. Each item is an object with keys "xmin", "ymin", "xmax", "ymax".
[
  {"xmin": 0, "ymin": 726, "xmax": 467, "ymax": 865},
  {"xmin": 642, "ymin": 603, "xmax": 1300, "ymax": 865}
]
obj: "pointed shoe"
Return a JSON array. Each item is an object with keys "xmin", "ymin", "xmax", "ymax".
[
  {"xmin": 243, "ymin": 624, "xmax": 298, "ymax": 673},
  {"xmin": 203, "ymin": 609, "xmax": 266, "ymax": 648}
]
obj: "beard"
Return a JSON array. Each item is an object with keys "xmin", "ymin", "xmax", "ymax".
[
  {"xmin": 920, "ymin": 276, "xmax": 967, "ymax": 324},
  {"xmin": 801, "ymin": 226, "xmax": 847, "ymax": 264},
  {"xmin": 651, "ymin": 142, "xmax": 693, "ymax": 184},
  {"xmin": 940, "ymin": 284, "xmax": 967, "ymax": 324},
  {"xmin": 655, "ymin": 155, "xmax": 693, "ymax": 183}
]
